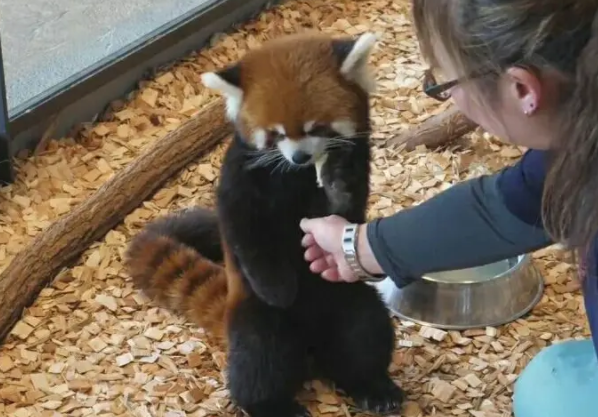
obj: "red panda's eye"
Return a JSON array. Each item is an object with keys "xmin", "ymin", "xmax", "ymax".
[
  {"xmin": 307, "ymin": 124, "xmax": 337, "ymax": 138},
  {"xmin": 266, "ymin": 129, "xmax": 284, "ymax": 145}
]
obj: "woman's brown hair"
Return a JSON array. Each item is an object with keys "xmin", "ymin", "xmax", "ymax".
[{"xmin": 411, "ymin": 0, "xmax": 598, "ymax": 259}]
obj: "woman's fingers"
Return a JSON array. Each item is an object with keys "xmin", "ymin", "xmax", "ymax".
[
  {"xmin": 299, "ymin": 218, "xmax": 322, "ymax": 234},
  {"xmin": 304, "ymin": 245, "xmax": 325, "ymax": 262},
  {"xmin": 308, "ymin": 258, "xmax": 330, "ymax": 274},
  {"xmin": 322, "ymin": 268, "xmax": 341, "ymax": 281},
  {"xmin": 301, "ymin": 232, "xmax": 316, "ymax": 247},
  {"xmin": 308, "ymin": 254, "xmax": 338, "ymax": 272},
  {"xmin": 310, "ymin": 255, "xmax": 341, "ymax": 281},
  {"xmin": 301, "ymin": 230, "xmax": 342, "ymax": 281}
]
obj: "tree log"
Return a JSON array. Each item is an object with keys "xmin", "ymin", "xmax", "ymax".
[
  {"xmin": 0, "ymin": 99, "xmax": 232, "ymax": 342},
  {"xmin": 388, "ymin": 106, "xmax": 478, "ymax": 151}
]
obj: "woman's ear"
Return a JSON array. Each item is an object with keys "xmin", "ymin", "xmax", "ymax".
[{"xmin": 505, "ymin": 66, "xmax": 543, "ymax": 116}]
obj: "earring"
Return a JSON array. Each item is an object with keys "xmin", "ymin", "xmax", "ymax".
[
  {"xmin": 524, "ymin": 104, "xmax": 535, "ymax": 116},
  {"xmin": 529, "ymin": 103, "xmax": 535, "ymax": 112}
]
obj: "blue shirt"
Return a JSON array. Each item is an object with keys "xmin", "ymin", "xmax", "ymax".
[{"xmin": 497, "ymin": 150, "xmax": 598, "ymax": 357}]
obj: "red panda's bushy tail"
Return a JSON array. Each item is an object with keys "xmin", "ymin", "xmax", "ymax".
[{"xmin": 124, "ymin": 208, "xmax": 229, "ymax": 342}]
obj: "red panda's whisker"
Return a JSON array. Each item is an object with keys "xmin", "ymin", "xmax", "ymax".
[
  {"xmin": 324, "ymin": 131, "xmax": 370, "ymax": 144},
  {"xmin": 245, "ymin": 151, "xmax": 285, "ymax": 170},
  {"xmin": 326, "ymin": 138, "xmax": 356, "ymax": 145},
  {"xmin": 246, "ymin": 147, "xmax": 278, "ymax": 155},
  {"xmin": 251, "ymin": 155, "xmax": 283, "ymax": 168},
  {"xmin": 333, "ymin": 130, "xmax": 371, "ymax": 139},
  {"xmin": 325, "ymin": 139, "xmax": 357, "ymax": 150},
  {"xmin": 272, "ymin": 157, "xmax": 292, "ymax": 175}
]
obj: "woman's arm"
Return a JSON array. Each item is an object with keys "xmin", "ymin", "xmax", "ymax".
[{"xmin": 364, "ymin": 149, "xmax": 553, "ymax": 287}]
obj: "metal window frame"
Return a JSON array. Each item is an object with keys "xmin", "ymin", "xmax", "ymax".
[
  {"xmin": 0, "ymin": 34, "xmax": 13, "ymax": 184},
  {"xmin": 0, "ymin": 0, "xmax": 283, "ymax": 184}
]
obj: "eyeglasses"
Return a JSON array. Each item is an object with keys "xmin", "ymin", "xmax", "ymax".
[
  {"xmin": 422, "ymin": 67, "xmax": 495, "ymax": 101},
  {"xmin": 423, "ymin": 68, "xmax": 459, "ymax": 101}
]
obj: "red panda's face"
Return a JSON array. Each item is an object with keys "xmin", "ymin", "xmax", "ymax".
[{"xmin": 201, "ymin": 32, "xmax": 377, "ymax": 167}]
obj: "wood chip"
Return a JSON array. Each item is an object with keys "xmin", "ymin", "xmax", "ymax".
[
  {"xmin": 10, "ymin": 321, "xmax": 34, "ymax": 340},
  {"xmin": 144, "ymin": 327, "xmax": 164, "ymax": 341},
  {"xmin": 431, "ymin": 379, "xmax": 456, "ymax": 402},
  {"xmin": 197, "ymin": 164, "xmax": 217, "ymax": 182},
  {"xmin": 88, "ymin": 337, "xmax": 108, "ymax": 352},
  {"xmin": 116, "ymin": 352, "xmax": 135, "ymax": 366},
  {"xmin": 463, "ymin": 373, "xmax": 483, "ymax": 388},
  {"xmin": 419, "ymin": 325, "xmax": 448, "ymax": 341},
  {"xmin": 0, "ymin": 356, "xmax": 14, "ymax": 372},
  {"xmin": 141, "ymin": 88, "xmax": 159, "ymax": 107},
  {"xmin": 95, "ymin": 294, "xmax": 118, "ymax": 311},
  {"xmin": 485, "ymin": 326, "xmax": 498, "ymax": 337},
  {"xmin": 30, "ymin": 373, "xmax": 50, "ymax": 392}
]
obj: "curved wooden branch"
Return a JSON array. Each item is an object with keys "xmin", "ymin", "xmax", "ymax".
[
  {"xmin": 0, "ymin": 99, "xmax": 231, "ymax": 342},
  {"xmin": 389, "ymin": 107, "xmax": 478, "ymax": 151}
]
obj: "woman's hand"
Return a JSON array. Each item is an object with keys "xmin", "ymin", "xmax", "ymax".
[
  {"xmin": 300, "ymin": 215, "xmax": 385, "ymax": 282},
  {"xmin": 299, "ymin": 215, "xmax": 360, "ymax": 282}
]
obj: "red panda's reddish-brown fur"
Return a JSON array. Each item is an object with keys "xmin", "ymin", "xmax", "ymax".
[{"xmin": 234, "ymin": 32, "xmax": 372, "ymax": 142}]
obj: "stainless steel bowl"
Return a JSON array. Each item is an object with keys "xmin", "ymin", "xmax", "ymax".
[{"xmin": 373, "ymin": 254, "xmax": 545, "ymax": 330}]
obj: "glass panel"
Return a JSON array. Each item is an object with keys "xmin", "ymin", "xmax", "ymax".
[{"xmin": 0, "ymin": 0, "xmax": 212, "ymax": 114}]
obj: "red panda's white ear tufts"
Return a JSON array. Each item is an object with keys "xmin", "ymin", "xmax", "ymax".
[
  {"xmin": 339, "ymin": 32, "xmax": 377, "ymax": 74},
  {"xmin": 201, "ymin": 71, "xmax": 243, "ymax": 98},
  {"xmin": 201, "ymin": 70, "xmax": 244, "ymax": 121},
  {"xmin": 332, "ymin": 32, "xmax": 377, "ymax": 93}
]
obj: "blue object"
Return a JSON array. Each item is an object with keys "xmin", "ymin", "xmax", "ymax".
[
  {"xmin": 513, "ymin": 339, "xmax": 598, "ymax": 417},
  {"xmin": 497, "ymin": 149, "xmax": 548, "ymax": 229},
  {"xmin": 497, "ymin": 149, "xmax": 598, "ymax": 359}
]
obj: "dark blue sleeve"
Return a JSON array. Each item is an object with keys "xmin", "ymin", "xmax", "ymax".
[
  {"xmin": 496, "ymin": 149, "xmax": 548, "ymax": 228},
  {"xmin": 366, "ymin": 149, "xmax": 553, "ymax": 288}
]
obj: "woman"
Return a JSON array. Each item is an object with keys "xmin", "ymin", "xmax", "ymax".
[{"xmin": 299, "ymin": 1, "xmax": 598, "ymax": 416}]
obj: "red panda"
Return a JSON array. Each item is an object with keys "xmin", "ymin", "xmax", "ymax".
[{"xmin": 124, "ymin": 32, "xmax": 404, "ymax": 417}]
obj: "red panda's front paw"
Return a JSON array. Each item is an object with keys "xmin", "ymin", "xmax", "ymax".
[
  {"xmin": 242, "ymin": 266, "xmax": 298, "ymax": 308},
  {"xmin": 346, "ymin": 378, "xmax": 405, "ymax": 415}
]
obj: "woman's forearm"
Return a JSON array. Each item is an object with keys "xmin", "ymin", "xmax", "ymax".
[{"xmin": 362, "ymin": 171, "xmax": 553, "ymax": 287}]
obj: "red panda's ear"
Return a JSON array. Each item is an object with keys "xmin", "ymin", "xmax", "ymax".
[
  {"xmin": 331, "ymin": 38, "xmax": 358, "ymax": 64},
  {"xmin": 215, "ymin": 64, "xmax": 241, "ymax": 88},
  {"xmin": 332, "ymin": 32, "xmax": 377, "ymax": 93},
  {"xmin": 201, "ymin": 63, "xmax": 242, "ymax": 94},
  {"xmin": 201, "ymin": 63, "xmax": 243, "ymax": 121}
]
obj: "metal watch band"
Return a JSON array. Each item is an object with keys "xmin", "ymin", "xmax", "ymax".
[{"xmin": 341, "ymin": 224, "xmax": 385, "ymax": 282}]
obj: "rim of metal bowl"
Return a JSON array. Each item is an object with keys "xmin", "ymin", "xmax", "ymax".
[
  {"xmin": 420, "ymin": 254, "xmax": 531, "ymax": 285},
  {"xmin": 387, "ymin": 254, "xmax": 545, "ymax": 330}
]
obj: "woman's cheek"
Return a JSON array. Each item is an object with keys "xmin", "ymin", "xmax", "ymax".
[
  {"xmin": 450, "ymin": 88, "xmax": 507, "ymax": 139},
  {"xmin": 450, "ymin": 88, "xmax": 481, "ymax": 124}
]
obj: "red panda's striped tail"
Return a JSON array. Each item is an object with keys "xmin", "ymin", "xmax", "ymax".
[{"xmin": 124, "ymin": 211, "xmax": 229, "ymax": 342}]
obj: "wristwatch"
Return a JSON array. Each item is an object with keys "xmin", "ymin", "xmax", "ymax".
[{"xmin": 341, "ymin": 223, "xmax": 386, "ymax": 282}]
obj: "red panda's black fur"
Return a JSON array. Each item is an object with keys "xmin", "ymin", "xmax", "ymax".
[{"xmin": 124, "ymin": 32, "xmax": 404, "ymax": 417}]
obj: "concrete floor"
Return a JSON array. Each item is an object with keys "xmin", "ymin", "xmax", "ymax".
[{"xmin": 0, "ymin": 0, "xmax": 210, "ymax": 114}]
